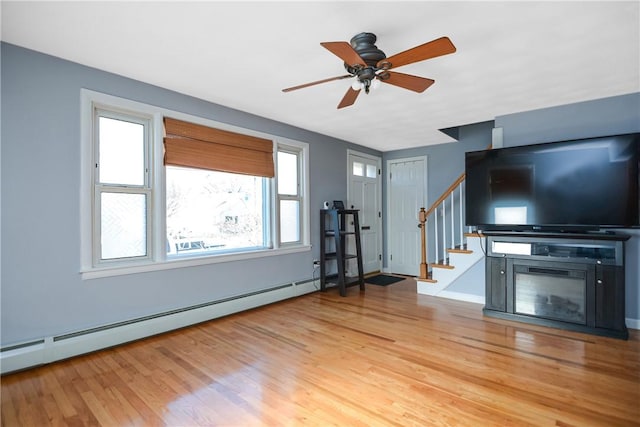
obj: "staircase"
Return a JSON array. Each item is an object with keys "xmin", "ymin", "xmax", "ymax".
[
  {"xmin": 415, "ymin": 171, "xmax": 485, "ymax": 298},
  {"xmin": 416, "ymin": 232, "xmax": 484, "ymax": 296}
]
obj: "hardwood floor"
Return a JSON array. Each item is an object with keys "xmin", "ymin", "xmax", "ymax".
[{"xmin": 2, "ymin": 278, "xmax": 639, "ymax": 426}]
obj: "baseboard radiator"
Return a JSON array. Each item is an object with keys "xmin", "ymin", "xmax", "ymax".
[{"xmin": 1, "ymin": 279, "xmax": 318, "ymax": 375}]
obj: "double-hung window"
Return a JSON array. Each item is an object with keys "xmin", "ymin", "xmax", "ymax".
[
  {"xmin": 93, "ymin": 108, "xmax": 152, "ymax": 265},
  {"xmin": 277, "ymin": 147, "xmax": 303, "ymax": 245},
  {"xmin": 82, "ymin": 90, "xmax": 309, "ymax": 278}
]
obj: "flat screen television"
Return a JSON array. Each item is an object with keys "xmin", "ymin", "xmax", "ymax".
[{"xmin": 465, "ymin": 133, "xmax": 640, "ymax": 233}]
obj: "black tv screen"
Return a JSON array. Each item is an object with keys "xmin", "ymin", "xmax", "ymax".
[{"xmin": 465, "ymin": 133, "xmax": 640, "ymax": 232}]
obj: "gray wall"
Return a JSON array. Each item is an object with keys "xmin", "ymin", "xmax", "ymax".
[
  {"xmin": 495, "ymin": 93, "xmax": 640, "ymax": 148},
  {"xmin": 0, "ymin": 43, "xmax": 379, "ymax": 345}
]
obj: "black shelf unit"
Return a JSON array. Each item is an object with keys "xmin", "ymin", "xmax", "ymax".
[
  {"xmin": 482, "ymin": 231, "xmax": 629, "ymax": 339},
  {"xmin": 320, "ymin": 209, "xmax": 365, "ymax": 296}
]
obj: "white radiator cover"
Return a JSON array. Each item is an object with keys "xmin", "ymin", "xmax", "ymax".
[{"xmin": 1, "ymin": 280, "xmax": 318, "ymax": 374}]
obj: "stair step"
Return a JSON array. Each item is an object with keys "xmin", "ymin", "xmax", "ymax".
[
  {"xmin": 431, "ymin": 263, "xmax": 455, "ymax": 270},
  {"xmin": 448, "ymin": 248, "xmax": 473, "ymax": 254},
  {"xmin": 418, "ymin": 270, "xmax": 437, "ymax": 283},
  {"xmin": 464, "ymin": 232, "xmax": 483, "ymax": 238}
]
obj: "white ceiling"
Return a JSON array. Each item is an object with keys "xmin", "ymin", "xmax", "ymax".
[{"xmin": 2, "ymin": 1, "xmax": 639, "ymax": 151}]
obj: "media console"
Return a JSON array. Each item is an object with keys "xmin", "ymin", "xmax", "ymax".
[{"xmin": 482, "ymin": 231, "xmax": 629, "ymax": 339}]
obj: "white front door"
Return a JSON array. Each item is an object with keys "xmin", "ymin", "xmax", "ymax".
[
  {"xmin": 387, "ymin": 157, "xmax": 427, "ymax": 276},
  {"xmin": 347, "ymin": 151, "xmax": 381, "ymax": 275}
]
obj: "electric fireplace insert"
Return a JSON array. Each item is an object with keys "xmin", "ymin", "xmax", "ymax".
[{"xmin": 483, "ymin": 232, "xmax": 629, "ymax": 339}]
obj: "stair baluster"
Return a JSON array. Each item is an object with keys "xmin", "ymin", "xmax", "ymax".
[
  {"xmin": 459, "ymin": 183, "xmax": 464, "ymax": 249},
  {"xmin": 418, "ymin": 172, "xmax": 466, "ymax": 280},
  {"xmin": 434, "ymin": 206, "xmax": 439, "ymax": 267},
  {"xmin": 450, "ymin": 192, "xmax": 455, "ymax": 253}
]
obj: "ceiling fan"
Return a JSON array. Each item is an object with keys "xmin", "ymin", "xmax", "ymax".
[{"xmin": 282, "ymin": 32, "xmax": 456, "ymax": 109}]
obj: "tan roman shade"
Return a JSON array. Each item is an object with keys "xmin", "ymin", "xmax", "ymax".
[{"xmin": 163, "ymin": 117, "xmax": 274, "ymax": 177}]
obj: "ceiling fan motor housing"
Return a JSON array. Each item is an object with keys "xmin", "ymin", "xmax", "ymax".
[
  {"xmin": 346, "ymin": 33, "xmax": 387, "ymax": 90},
  {"xmin": 345, "ymin": 33, "xmax": 386, "ymax": 72},
  {"xmin": 349, "ymin": 33, "xmax": 386, "ymax": 66}
]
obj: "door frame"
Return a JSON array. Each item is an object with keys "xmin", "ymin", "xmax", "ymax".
[
  {"xmin": 385, "ymin": 155, "xmax": 428, "ymax": 274},
  {"xmin": 346, "ymin": 149, "xmax": 382, "ymax": 274}
]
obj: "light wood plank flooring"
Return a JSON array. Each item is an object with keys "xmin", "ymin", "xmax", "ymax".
[{"xmin": 2, "ymin": 278, "xmax": 639, "ymax": 426}]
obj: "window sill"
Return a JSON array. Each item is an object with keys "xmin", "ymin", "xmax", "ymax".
[{"xmin": 81, "ymin": 245, "xmax": 311, "ymax": 280}]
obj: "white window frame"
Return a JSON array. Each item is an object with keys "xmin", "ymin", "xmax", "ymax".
[
  {"xmin": 80, "ymin": 89, "xmax": 310, "ymax": 280},
  {"xmin": 272, "ymin": 140, "xmax": 310, "ymax": 247},
  {"xmin": 93, "ymin": 108, "xmax": 153, "ymax": 266}
]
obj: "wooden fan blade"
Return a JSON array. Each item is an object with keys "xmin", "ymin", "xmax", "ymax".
[
  {"xmin": 282, "ymin": 74, "xmax": 353, "ymax": 92},
  {"xmin": 377, "ymin": 36, "xmax": 456, "ymax": 69},
  {"xmin": 337, "ymin": 87, "xmax": 360, "ymax": 109},
  {"xmin": 320, "ymin": 41, "xmax": 367, "ymax": 67},
  {"xmin": 380, "ymin": 71, "xmax": 435, "ymax": 93}
]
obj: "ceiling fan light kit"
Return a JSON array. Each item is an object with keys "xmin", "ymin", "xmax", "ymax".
[{"xmin": 283, "ymin": 32, "xmax": 456, "ymax": 109}]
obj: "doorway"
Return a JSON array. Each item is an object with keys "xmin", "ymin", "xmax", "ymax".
[
  {"xmin": 387, "ymin": 156, "xmax": 427, "ymax": 276},
  {"xmin": 347, "ymin": 150, "xmax": 382, "ymax": 275}
]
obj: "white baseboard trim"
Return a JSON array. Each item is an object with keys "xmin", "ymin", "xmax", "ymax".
[
  {"xmin": 437, "ymin": 290, "xmax": 485, "ymax": 305},
  {"xmin": 416, "ymin": 280, "xmax": 448, "ymax": 296},
  {"xmin": 0, "ymin": 280, "xmax": 318, "ymax": 374},
  {"xmin": 626, "ymin": 317, "xmax": 640, "ymax": 330}
]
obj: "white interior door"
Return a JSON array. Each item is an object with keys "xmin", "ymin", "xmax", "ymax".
[
  {"xmin": 347, "ymin": 151, "xmax": 381, "ymax": 275},
  {"xmin": 387, "ymin": 157, "xmax": 427, "ymax": 276}
]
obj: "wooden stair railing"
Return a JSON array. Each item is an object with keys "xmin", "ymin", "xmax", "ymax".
[{"xmin": 418, "ymin": 171, "xmax": 468, "ymax": 281}]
